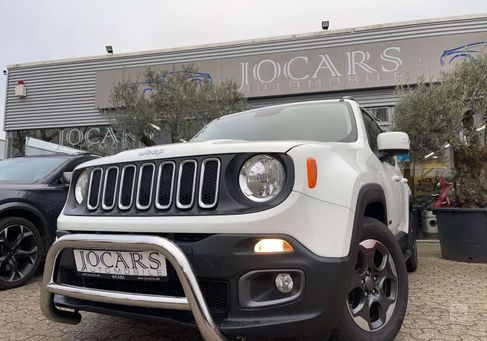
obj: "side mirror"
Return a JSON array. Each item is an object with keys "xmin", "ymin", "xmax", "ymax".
[
  {"xmin": 377, "ymin": 132, "xmax": 410, "ymax": 156},
  {"xmin": 61, "ymin": 172, "xmax": 72, "ymax": 185}
]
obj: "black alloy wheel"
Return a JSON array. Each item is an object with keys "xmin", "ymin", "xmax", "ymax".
[
  {"xmin": 347, "ymin": 239, "xmax": 398, "ymax": 331},
  {"xmin": 0, "ymin": 217, "xmax": 43, "ymax": 289},
  {"xmin": 333, "ymin": 217, "xmax": 408, "ymax": 341}
]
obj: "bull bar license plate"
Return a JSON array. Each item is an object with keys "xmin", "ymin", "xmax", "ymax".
[{"xmin": 73, "ymin": 249, "xmax": 167, "ymax": 279}]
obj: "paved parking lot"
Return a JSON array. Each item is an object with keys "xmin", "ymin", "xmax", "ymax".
[{"xmin": 0, "ymin": 242, "xmax": 486, "ymax": 340}]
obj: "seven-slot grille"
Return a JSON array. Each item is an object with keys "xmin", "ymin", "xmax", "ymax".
[{"xmin": 86, "ymin": 158, "xmax": 221, "ymax": 211}]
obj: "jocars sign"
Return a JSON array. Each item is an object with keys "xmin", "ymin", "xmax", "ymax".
[
  {"xmin": 95, "ymin": 31, "xmax": 487, "ymax": 108},
  {"xmin": 233, "ymin": 46, "xmax": 403, "ymax": 95}
]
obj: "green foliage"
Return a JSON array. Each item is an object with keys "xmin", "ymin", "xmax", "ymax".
[
  {"xmin": 393, "ymin": 54, "xmax": 487, "ymax": 207},
  {"xmin": 394, "ymin": 77, "xmax": 463, "ymax": 157},
  {"xmin": 107, "ymin": 75, "xmax": 158, "ymax": 146},
  {"xmin": 107, "ymin": 65, "xmax": 248, "ymax": 145}
]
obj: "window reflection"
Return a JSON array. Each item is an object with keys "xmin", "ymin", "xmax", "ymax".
[{"xmin": 6, "ymin": 126, "xmax": 170, "ymax": 158}]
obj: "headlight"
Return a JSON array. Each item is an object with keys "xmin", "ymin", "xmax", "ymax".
[
  {"xmin": 74, "ymin": 170, "xmax": 89, "ymax": 205},
  {"xmin": 239, "ymin": 155, "xmax": 285, "ymax": 202}
]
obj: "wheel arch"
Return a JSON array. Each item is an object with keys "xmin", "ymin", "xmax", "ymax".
[
  {"xmin": 356, "ymin": 184, "xmax": 388, "ymax": 225},
  {"xmin": 347, "ymin": 184, "xmax": 388, "ymax": 259},
  {"xmin": 0, "ymin": 202, "xmax": 49, "ymax": 254}
]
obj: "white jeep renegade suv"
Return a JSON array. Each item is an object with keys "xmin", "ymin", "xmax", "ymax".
[{"xmin": 40, "ymin": 98, "xmax": 417, "ymax": 340}]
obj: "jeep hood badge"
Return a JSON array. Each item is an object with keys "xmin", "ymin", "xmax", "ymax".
[{"xmin": 139, "ymin": 148, "xmax": 166, "ymax": 157}]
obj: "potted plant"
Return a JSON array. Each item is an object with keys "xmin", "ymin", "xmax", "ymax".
[{"xmin": 394, "ymin": 54, "xmax": 487, "ymax": 263}]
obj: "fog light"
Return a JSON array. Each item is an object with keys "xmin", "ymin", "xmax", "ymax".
[
  {"xmin": 275, "ymin": 273, "xmax": 294, "ymax": 293},
  {"xmin": 254, "ymin": 239, "xmax": 293, "ymax": 253}
]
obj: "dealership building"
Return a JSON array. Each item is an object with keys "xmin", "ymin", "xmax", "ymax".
[{"xmin": 4, "ymin": 14, "xmax": 487, "ymax": 158}]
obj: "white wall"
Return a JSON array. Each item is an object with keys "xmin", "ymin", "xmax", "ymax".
[{"xmin": 0, "ymin": 140, "xmax": 5, "ymax": 160}]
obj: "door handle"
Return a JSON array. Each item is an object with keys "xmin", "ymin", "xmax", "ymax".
[{"xmin": 391, "ymin": 175, "xmax": 401, "ymax": 182}]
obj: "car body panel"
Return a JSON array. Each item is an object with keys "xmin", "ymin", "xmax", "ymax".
[{"xmin": 0, "ymin": 154, "xmax": 98, "ymax": 254}]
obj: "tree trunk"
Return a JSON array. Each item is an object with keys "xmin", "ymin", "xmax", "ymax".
[
  {"xmin": 170, "ymin": 122, "xmax": 179, "ymax": 143},
  {"xmin": 140, "ymin": 134, "xmax": 157, "ymax": 146},
  {"xmin": 453, "ymin": 146, "xmax": 487, "ymax": 208}
]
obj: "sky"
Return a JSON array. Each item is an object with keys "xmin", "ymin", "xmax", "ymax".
[{"xmin": 1, "ymin": 0, "xmax": 487, "ymax": 141}]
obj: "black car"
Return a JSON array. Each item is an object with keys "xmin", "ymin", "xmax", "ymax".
[{"xmin": 0, "ymin": 153, "xmax": 97, "ymax": 289}]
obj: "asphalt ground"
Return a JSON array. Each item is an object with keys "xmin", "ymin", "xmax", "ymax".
[{"xmin": 0, "ymin": 242, "xmax": 486, "ymax": 340}]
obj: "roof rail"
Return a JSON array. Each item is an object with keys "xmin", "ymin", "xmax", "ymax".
[{"xmin": 340, "ymin": 96, "xmax": 356, "ymax": 102}]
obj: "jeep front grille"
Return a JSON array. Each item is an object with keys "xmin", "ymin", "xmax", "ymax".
[
  {"xmin": 102, "ymin": 166, "xmax": 119, "ymax": 210},
  {"xmin": 199, "ymin": 158, "xmax": 221, "ymax": 208},
  {"xmin": 176, "ymin": 160, "xmax": 197, "ymax": 209},
  {"xmin": 156, "ymin": 162, "xmax": 175, "ymax": 209},
  {"xmin": 85, "ymin": 158, "xmax": 221, "ymax": 212},
  {"xmin": 136, "ymin": 163, "xmax": 156, "ymax": 210},
  {"xmin": 87, "ymin": 168, "xmax": 103, "ymax": 210},
  {"xmin": 119, "ymin": 165, "xmax": 136, "ymax": 210}
]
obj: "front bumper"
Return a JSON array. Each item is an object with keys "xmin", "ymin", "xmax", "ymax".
[{"xmin": 41, "ymin": 233, "xmax": 354, "ymax": 339}]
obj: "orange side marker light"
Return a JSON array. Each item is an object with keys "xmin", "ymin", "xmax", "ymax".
[{"xmin": 307, "ymin": 157, "xmax": 318, "ymax": 189}]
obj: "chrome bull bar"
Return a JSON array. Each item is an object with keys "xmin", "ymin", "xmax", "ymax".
[{"xmin": 40, "ymin": 234, "xmax": 225, "ymax": 341}]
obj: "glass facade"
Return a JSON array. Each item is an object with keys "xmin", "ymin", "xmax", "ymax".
[
  {"xmin": 398, "ymin": 146, "xmax": 455, "ymax": 205},
  {"xmin": 368, "ymin": 106, "xmax": 394, "ymax": 130},
  {"xmin": 6, "ymin": 126, "xmax": 170, "ymax": 158},
  {"xmin": 397, "ymin": 145, "xmax": 455, "ymax": 238}
]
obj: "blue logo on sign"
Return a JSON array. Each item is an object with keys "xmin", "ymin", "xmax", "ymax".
[
  {"xmin": 162, "ymin": 71, "xmax": 213, "ymax": 83},
  {"xmin": 134, "ymin": 71, "xmax": 213, "ymax": 95},
  {"xmin": 440, "ymin": 42, "xmax": 487, "ymax": 66}
]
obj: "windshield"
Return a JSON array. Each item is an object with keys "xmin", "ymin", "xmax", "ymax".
[
  {"xmin": 193, "ymin": 102, "xmax": 357, "ymax": 143},
  {"xmin": 0, "ymin": 157, "xmax": 68, "ymax": 182}
]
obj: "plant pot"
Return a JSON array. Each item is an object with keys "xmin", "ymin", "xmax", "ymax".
[{"xmin": 434, "ymin": 208, "xmax": 487, "ymax": 263}]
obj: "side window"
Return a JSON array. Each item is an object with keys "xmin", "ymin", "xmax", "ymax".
[{"xmin": 361, "ymin": 109, "xmax": 383, "ymax": 152}]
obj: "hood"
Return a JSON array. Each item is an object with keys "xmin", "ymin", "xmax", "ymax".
[{"xmin": 79, "ymin": 140, "xmax": 303, "ymax": 168}]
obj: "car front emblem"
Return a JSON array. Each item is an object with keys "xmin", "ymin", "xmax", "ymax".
[{"xmin": 139, "ymin": 148, "xmax": 165, "ymax": 157}]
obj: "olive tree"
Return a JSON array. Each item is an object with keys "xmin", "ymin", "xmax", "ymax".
[
  {"xmin": 394, "ymin": 54, "xmax": 487, "ymax": 207},
  {"xmin": 107, "ymin": 65, "xmax": 248, "ymax": 146},
  {"xmin": 107, "ymin": 74, "xmax": 158, "ymax": 146}
]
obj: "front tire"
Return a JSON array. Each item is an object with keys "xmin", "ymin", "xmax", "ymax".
[
  {"xmin": 0, "ymin": 217, "xmax": 43, "ymax": 290},
  {"xmin": 333, "ymin": 217, "xmax": 408, "ymax": 341}
]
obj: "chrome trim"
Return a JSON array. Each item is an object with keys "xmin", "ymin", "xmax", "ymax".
[
  {"xmin": 176, "ymin": 160, "xmax": 197, "ymax": 209},
  {"xmin": 155, "ymin": 161, "xmax": 176, "ymax": 210},
  {"xmin": 198, "ymin": 158, "xmax": 221, "ymax": 209},
  {"xmin": 136, "ymin": 163, "xmax": 155, "ymax": 210},
  {"xmin": 101, "ymin": 166, "xmax": 119, "ymax": 210},
  {"xmin": 46, "ymin": 283, "xmax": 189, "ymax": 310},
  {"xmin": 86, "ymin": 168, "xmax": 103, "ymax": 210},
  {"xmin": 40, "ymin": 234, "xmax": 224, "ymax": 341},
  {"xmin": 118, "ymin": 164, "xmax": 137, "ymax": 210}
]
